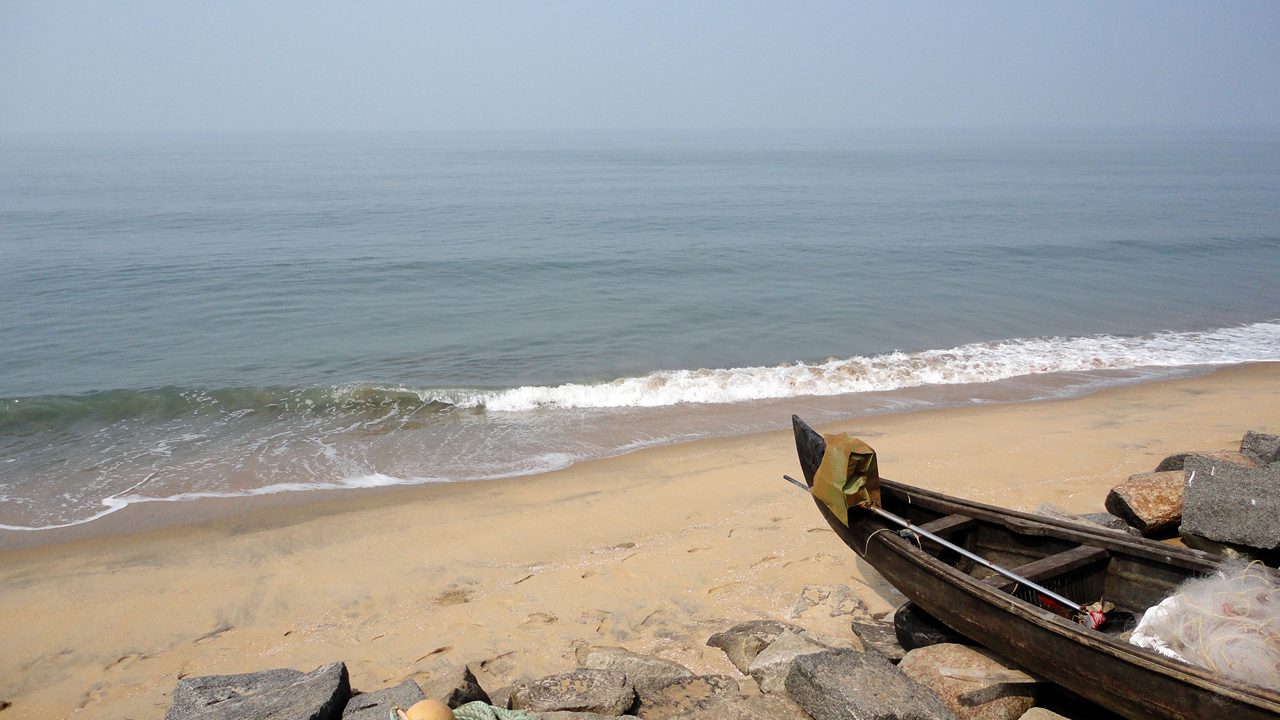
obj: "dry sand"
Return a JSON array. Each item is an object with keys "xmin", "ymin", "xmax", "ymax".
[{"xmin": 0, "ymin": 363, "xmax": 1276, "ymax": 719}]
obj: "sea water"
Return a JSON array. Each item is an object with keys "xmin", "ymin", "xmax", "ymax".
[{"xmin": 2, "ymin": 128, "xmax": 1279, "ymax": 531}]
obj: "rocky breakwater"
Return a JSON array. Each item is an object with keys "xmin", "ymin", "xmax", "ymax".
[
  {"xmin": 163, "ymin": 583, "xmax": 1089, "ymax": 720},
  {"xmin": 1095, "ymin": 429, "xmax": 1280, "ymax": 561}
]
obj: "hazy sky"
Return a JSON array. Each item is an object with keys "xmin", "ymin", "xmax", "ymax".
[{"xmin": 2, "ymin": 1, "xmax": 1278, "ymax": 133}]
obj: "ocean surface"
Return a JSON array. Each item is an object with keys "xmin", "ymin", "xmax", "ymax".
[{"xmin": 2, "ymin": 128, "xmax": 1279, "ymax": 533}]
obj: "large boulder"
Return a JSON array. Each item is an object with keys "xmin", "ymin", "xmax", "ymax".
[
  {"xmin": 1180, "ymin": 532, "xmax": 1280, "ymax": 565},
  {"xmin": 1181, "ymin": 455, "xmax": 1280, "ymax": 550},
  {"xmin": 706, "ymin": 620, "xmax": 803, "ymax": 674},
  {"xmin": 633, "ymin": 675, "xmax": 738, "ymax": 719},
  {"xmin": 850, "ymin": 615, "xmax": 905, "ymax": 662},
  {"xmin": 746, "ymin": 630, "xmax": 830, "ymax": 694},
  {"xmin": 895, "ymin": 602, "xmax": 968, "ymax": 651},
  {"xmin": 1103, "ymin": 471, "xmax": 1184, "ymax": 536},
  {"xmin": 166, "ymin": 662, "xmax": 350, "ymax": 720},
  {"xmin": 1241, "ymin": 431, "xmax": 1280, "ymax": 465},
  {"xmin": 667, "ymin": 693, "xmax": 811, "ymax": 719},
  {"xmin": 898, "ymin": 644, "xmax": 1036, "ymax": 720},
  {"xmin": 580, "ymin": 647, "xmax": 693, "ymax": 704},
  {"xmin": 509, "ymin": 669, "xmax": 635, "ymax": 716},
  {"xmin": 342, "ymin": 679, "xmax": 424, "ymax": 720},
  {"xmin": 1154, "ymin": 450, "xmax": 1258, "ymax": 473},
  {"xmin": 423, "ymin": 665, "xmax": 490, "ymax": 708},
  {"xmin": 785, "ymin": 649, "xmax": 955, "ymax": 720}
]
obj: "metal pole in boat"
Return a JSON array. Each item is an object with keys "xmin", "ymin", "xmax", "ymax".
[
  {"xmin": 865, "ymin": 505, "xmax": 1101, "ymax": 626},
  {"xmin": 778, "ymin": 475, "xmax": 1104, "ymax": 628}
]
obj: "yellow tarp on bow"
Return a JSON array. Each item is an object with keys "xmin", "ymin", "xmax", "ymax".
[{"xmin": 811, "ymin": 434, "xmax": 881, "ymax": 526}]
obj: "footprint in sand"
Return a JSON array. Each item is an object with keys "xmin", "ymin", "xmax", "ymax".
[
  {"xmin": 194, "ymin": 623, "xmax": 234, "ymax": 644},
  {"xmin": 102, "ymin": 652, "xmax": 150, "ymax": 671},
  {"xmin": 707, "ymin": 581, "xmax": 747, "ymax": 595},
  {"xmin": 434, "ymin": 588, "xmax": 474, "ymax": 606},
  {"xmin": 412, "ymin": 645, "xmax": 452, "ymax": 664},
  {"xmin": 782, "ymin": 551, "xmax": 840, "ymax": 568}
]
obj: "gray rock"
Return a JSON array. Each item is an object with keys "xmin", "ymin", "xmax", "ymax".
[
  {"xmin": 1180, "ymin": 532, "xmax": 1280, "ymax": 564},
  {"xmin": 166, "ymin": 662, "xmax": 350, "ymax": 720},
  {"xmin": 635, "ymin": 675, "xmax": 739, "ymax": 719},
  {"xmin": 341, "ymin": 679, "xmax": 424, "ymax": 720},
  {"xmin": 1241, "ymin": 431, "xmax": 1280, "ymax": 465},
  {"xmin": 1182, "ymin": 455, "xmax": 1280, "ymax": 550},
  {"xmin": 850, "ymin": 616, "xmax": 905, "ymax": 662},
  {"xmin": 534, "ymin": 714, "xmax": 640, "ymax": 720},
  {"xmin": 747, "ymin": 630, "xmax": 830, "ymax": 694},
  {"xmin": 895, "ymin": 602, "xmax": 968, "ymax": 651},
  {"xmin": 1033, "ymin": 503, "xmax": 1095, "ymax": 526},
  {"xmin": 791, "ymin": 583, "xmax": 868, "ymax": 617},
  {"xmin": 1154, "ymin": 450, "xmax": 1258, "ymax": 473},
  {"xmin": 1036, "ymin": 504, "xmax": 1137, "ymax": 535},
  {"xmin": 785, "ymin": 649, "xmax": 956, "ymax": 720},
  {"xmin": 510, "ymin": 669, "xmax": 635, "ymax": 716},
  {"xmin": 899, "ymin": 644, "xmax": 1037, "ymax": 720},
  {"xmin": 581, "ymin": 647, "xmax": 693, "ymax": 704},
  {"xmin": 488, "ymin": 686, "xmax": 514, "ymax": 710},
  {"xmin": 1103, "ymin": 471, "xmax": 1184, "ymax": 536},
  {"xmin": 1077, "ymin": 512, "xmax": 1140, "ymax": 535},
  {"xmin": 667, "ymin": 694, "xmax": 811, "ymax": 720},
  {"xmin": 423, "ymin": 665, "xmax": 490, "ymax": 708},
  {"xmin": 705, "ymin": 620, "xmax": 803, "ymax": 674}
]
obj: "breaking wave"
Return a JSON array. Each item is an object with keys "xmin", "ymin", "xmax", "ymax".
[
  {"xmin": 474, "ymin": 321, "xmax": 1280, "ymax": 411},
  {"xmin": 4, "ymin": 321, "xmax": 1278, "ymax": 428},
  {"xmin": 2, "ymin": 320, "xmax": 1276, "ymax": 533}
]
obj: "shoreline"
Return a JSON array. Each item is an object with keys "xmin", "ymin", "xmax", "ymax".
[
  {"xmin": 0, "ymin": 363, "xmax": 1224, "ymax": 552},
  {"xmin": 1, "ymin": 362, "xmax": 1277, "ymax": 719}
]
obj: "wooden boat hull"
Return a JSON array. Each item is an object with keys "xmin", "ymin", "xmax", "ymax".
[{"xmin": 792, "ymin": 415, "xmax": 1280, "ymax": 720}]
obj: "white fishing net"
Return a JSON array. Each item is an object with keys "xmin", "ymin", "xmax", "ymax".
[{"xmin": 1130, "ymin": 560, "xmax": 1280, "ymax": 689}]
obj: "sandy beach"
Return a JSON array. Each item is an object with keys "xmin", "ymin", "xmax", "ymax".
[{"xmin": 1, "ymin": 363, "xmax": 1277, "ymax": 719}]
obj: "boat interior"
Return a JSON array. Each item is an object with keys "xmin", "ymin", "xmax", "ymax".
[{"xmin": 876, "ymin": 481, "xmax": 1202, "ymax": 634}]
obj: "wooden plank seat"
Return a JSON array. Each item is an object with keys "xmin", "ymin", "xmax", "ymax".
[
  {"xmin": 984, "ymin": 544, "xmax": 1110, "ymax": 592},
  {"xmin": 917, "ymin": 513, "xmax": 979, "ymax": 536}
]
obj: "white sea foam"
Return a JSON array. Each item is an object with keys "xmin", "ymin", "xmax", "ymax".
[
  {"xmin": 475, "ymin": 321, "xmax": 1280, "ymax": 411},
  {"xmin": 0, "ymin": 472, "xmax": 445, "ymax": 532}
]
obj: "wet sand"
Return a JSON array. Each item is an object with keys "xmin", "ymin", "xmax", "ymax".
[{"xmin": 0, "ymin": 363, "xmax": 1276, "ymax": 719}]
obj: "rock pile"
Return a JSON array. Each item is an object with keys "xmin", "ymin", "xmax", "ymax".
[
  {"xmin": 163, "ymin": 585, "xmax": 1083, "ymax": 720},
  {"xmin": 1094, "ymin": 429, "xmax": 1280, "ymax": 561}
]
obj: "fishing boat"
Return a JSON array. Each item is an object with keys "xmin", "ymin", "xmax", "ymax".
[{"xmin": 790, "ymin": 415, "xmax": 1280, "ymax": 720}]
